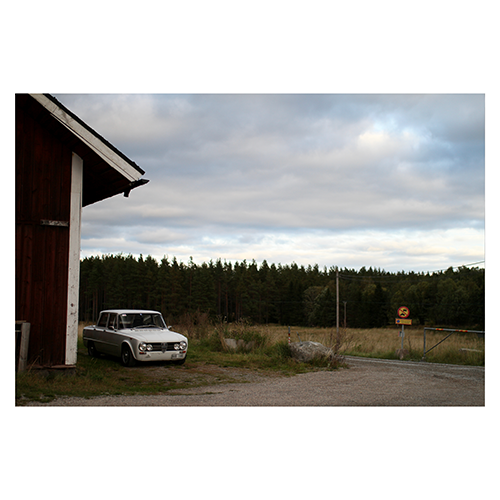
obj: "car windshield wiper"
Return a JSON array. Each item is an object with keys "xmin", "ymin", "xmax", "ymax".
[{"xmin": 135, "ymin": 324, "xmax": 159, "ymax": 329}]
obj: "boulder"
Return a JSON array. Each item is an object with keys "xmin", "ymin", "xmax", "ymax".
[{"xmin": 289, "ymin": 341, "xmax": 333, "ymax": 363}]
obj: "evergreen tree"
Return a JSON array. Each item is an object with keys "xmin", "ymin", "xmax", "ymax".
[
  {"xmin": 79, "ymin": 254, "xmax": 484, "ymax": 329},
  {"xmin": 309, "ymin": 287, "xmax": 335, "ymax": 327}
]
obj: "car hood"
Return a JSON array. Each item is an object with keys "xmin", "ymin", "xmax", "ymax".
[{"xmin": 122, "ymin": 328, "xmax": 187, "ymax": 343}]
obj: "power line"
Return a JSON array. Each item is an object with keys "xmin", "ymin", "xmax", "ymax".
[{"xmin": 451, "ymin": 260, "xmax": 485, "ymax": 269}]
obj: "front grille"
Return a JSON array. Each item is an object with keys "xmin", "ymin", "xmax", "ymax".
[{"xmin": 150, "ymin": 342, "xmax": 177, "ymax": 352}]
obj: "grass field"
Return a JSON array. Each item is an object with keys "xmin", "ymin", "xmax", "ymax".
[
  {"xmin": 73, "ymin": 319, "xmax": 487, "ymax": 368},
  {"xmin": 15, "ymin": 321, "xmax": 484, "ymax": 404},
  {"xmin": 251, "ymin": 324, "xmax": 485, "ymax": 365},
  {"xmin": 170, "ymin": 314, "xmax": 484, "ymax": 366}
]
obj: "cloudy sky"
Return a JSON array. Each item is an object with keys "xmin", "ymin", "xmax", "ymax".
[{"xmin": 53, "ymin": 93, "xmax": 484, "ymax": 273}]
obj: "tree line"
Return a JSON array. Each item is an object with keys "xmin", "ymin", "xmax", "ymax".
[{"xmin": 79, "ymin": 254, "xmax": 485, "ymax": 330}]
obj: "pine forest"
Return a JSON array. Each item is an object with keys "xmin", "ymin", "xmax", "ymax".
[{"xmin": 78, "ymin": 254, "xmax": 485, "ymax": 330}]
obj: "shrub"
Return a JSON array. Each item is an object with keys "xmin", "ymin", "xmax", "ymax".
[
  {"xmin": 213, "ymin": 317, "xmax": 268, "ymax": 351},
  {"xmin": 265, "ymin": 341, "xmax": 292, "ymax": 361}
]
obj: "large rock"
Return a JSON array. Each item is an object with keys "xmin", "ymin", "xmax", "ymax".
[{"xmin": 289, "ymin": 341, "xmax": 333, "ymax": 363}]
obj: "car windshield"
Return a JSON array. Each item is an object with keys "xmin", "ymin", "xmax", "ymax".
[{"xmin": 119, "ymin": 313, "xmax": 166, "ymax": 329}]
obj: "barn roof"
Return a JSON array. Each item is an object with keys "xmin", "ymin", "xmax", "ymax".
[{"xmin": 18, "ymin": 93, "xmax": 148, "ymax": 206}]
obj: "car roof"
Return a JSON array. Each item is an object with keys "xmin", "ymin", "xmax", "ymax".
[{"xmin": 100, "ymin": 309, "xmax": 162, "ymax": 315}]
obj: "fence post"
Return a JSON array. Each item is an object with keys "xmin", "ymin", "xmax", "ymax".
[
  {"xmin": 17, "ymin": 322, "xmax": 30, "ymax": 372},
  {"xmin": 423, "ymin": 328, "xmax": 427, "ymax": 360}
]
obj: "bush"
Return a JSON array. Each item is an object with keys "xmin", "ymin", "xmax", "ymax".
[
  {"xmin": 198, "ymin": 332, "xmax": 225, "ymax": 352},
  {"xmin": 265, "ymin": 341, "xmax": 291, "ymax": 361},
  {"xmin": 176, "ymin": 310, "xmax": 212, "ymax": 339},
  {"xmin": 214, "ymin": 317, "xmax": 268, "ymax": 351}
]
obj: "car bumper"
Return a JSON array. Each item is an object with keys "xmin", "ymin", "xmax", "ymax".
[{"xmin": 136, "ymin": 350, "xmax": 187, "ymax": 362}]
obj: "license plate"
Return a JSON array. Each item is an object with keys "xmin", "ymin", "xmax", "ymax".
[{"xmin": 171, "ymin": 353, "xmax": 179, "ymax": 359}]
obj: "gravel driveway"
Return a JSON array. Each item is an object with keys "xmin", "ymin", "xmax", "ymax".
[{"xmin": 23, "ymin": 356, "xmax": 485, "ymax": 407}]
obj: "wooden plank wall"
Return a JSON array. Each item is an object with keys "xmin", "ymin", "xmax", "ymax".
[{"xmin": 16, "ymin": 97, "xmax": 73, "ymax": 366}]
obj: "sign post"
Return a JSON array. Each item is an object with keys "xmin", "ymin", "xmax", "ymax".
[{"xmin": 396, "ymin": 307, "xmax": 411, "ymax": 351}]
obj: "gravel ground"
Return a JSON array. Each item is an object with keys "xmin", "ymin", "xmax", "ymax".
[{"xmin": 23, "ymin": 356, "xmax": 485, "ymax": 407}]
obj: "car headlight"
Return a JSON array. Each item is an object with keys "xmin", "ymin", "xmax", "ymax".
[
  {"xmin": 179, "ymin": 341, "xmax": 187, "ymax": 351},
  {"xmin": 139, "ymin": 342, "xmax": 153, "ymax": 352}
]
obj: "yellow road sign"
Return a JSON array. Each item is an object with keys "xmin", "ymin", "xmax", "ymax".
[
  {"xmin": 396, "ymin": 318, "xmax": 412, "ymax": 325},
  {"xmin": 397, "ymin": 306, "xmax": 410, "ymax": 318}
]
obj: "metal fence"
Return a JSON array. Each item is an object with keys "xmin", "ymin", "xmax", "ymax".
[{"xmin": 422, "ymin": 327, "xmax": 484, "ymax": 360}]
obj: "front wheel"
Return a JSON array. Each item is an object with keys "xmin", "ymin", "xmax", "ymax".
[{"xmin": 121, "ymin": 344, "xmax": 136, "ymax": 367}]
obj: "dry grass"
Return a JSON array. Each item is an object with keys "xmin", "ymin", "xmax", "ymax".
[
  {"xmin": 240, "ymin": 324, "xmax": 484, "ymax": 365},
  {"xmin": 78, "ymin": 321, "xmax": 484, "ymax": 366},
  {"xmin": 19, "ymin": 322, "xmax": 481, "ymax": 403}
]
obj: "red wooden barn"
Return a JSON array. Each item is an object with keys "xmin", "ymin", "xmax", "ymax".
[{"xmin": 16, "ymin": 94, "xmax": 148, "ymax": 369}]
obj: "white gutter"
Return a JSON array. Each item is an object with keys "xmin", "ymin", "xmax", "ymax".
[{"xmin": 30, "ymin": 93, "xmax": 142, "ymax": 183}]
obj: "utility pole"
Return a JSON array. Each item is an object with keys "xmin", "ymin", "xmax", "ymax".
[{"xmin": 335, "ymin": 266, "xmax": 340, "ymax": 352}]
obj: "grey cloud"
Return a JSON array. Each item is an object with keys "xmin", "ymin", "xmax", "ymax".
[{"xmin": 54, "ymin": 93, "xmax": 484, "ymax": 270}]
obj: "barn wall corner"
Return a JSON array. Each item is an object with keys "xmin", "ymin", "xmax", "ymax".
[{"xmin": 65, "ymin": 153, "xmax": 83, "ymax": 365}]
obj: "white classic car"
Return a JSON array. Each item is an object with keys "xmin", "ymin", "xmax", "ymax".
[{"xmin": 83, "ymin": 309, "xmax": 188, "ymax": 367}]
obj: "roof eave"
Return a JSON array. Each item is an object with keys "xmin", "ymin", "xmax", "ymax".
[{"xmin": 30, "ymin": 93, "xmax": 144, "ymax": 183}]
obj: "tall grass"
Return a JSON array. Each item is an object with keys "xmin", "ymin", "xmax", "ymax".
[
  {"xmin": 17, "ymin": 321, "xmax": 483, "ymax": 404},
  {"xmin": 243, "ymin": 324, "xmax": 484, "ymax": 365},
  {"xmin": 79, "ymin": 319, "xmax": 484, "ymax": 366},
  {"xmin": 167, "ymin": 312, "xmax": 485, "ymax": 366}
]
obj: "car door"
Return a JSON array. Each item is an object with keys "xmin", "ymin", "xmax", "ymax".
[
  {"xmin": 92, "ymin": 312, "xmax": 110, "ymax": 353},
  {"xmin": 100, "ymin": 312, "xmax": 121, "ymax": 357}
]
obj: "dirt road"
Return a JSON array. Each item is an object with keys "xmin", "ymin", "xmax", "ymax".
[{"xmin": 23, "ymin": 356, "xmax": 485, "ymax": 406}]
